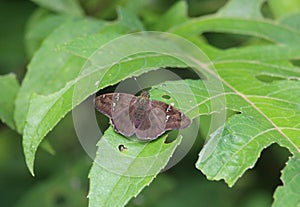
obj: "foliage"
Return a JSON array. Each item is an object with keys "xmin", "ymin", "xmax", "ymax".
[{"xmin": 1, "ymin": 0, "xmax": 300, "ymax": 206}]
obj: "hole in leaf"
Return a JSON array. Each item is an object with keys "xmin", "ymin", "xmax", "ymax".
[
  {"xmin": 248, "ymin": 144, "xmax": 291, "ymax": 193},
  {"xmin": 165, "ymin": 67, "xmax": 204, "ymax": 80},
  {"xmin": 226, "ymin": 109, "xmax": 242, "ymax": 119},
  {"xmin": 96, "ymin": 67, "xmax": 202, "ymax": 96},
  {"xmin": 202, "ymin": 32, "xmax": 272, "ymax": 49},
  {"xmin": 288, "ymin": 76, "xmax": 300, "ymax": 81},
  {"xmin": 164, "ymin": 130, "xmax": 179, "ymax": 143},
  {"xmin": 95, "ymin": 111, "xmax": 110, "ymax": 132},
  {"xmin": 118, "ymin": 144, "xmax": 128, "ymax": 152},
  {"xmin": 162, "ymin": 94, "xmax": 171, "ymax": 99},
  {"xmin": 256, "ymin": 75, "xmax": 285, "ymax": 83}
]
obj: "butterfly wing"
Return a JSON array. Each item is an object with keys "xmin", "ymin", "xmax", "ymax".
[
  {"xmin": 150, "ymin": 100, "xmax": 191, "ymax": 130},
  {"xmin": 94, "ymin": 93, "xmax": 137, "ymax": 137},
  {"xmin": 135, "ymin": 106, "xmax": 166, "ymax": 140},
  {"xmin": 95, "ymin": 92, "xmax": 192, "ymax": 140}
]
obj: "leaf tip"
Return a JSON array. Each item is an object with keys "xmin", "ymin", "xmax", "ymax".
[
  {"xmin": 26, "ymin": 158, "xmax": 36, "ymax": 177},
  {"xmin": 23, "ymin": 139, "xmax": 37, "ymax": 177}
]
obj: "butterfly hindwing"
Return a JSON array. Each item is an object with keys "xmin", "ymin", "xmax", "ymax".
[{"xmin": 135, "ymin": 107, "xmax": 166, "ymax": 140}]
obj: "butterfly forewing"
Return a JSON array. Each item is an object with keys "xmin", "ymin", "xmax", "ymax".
[
  {"xmin": 94, "ymin": 94, "xmax": 114, "ymax": 117},
  {"xmin": 151, "ymin": 100, "xmax": 191, "ymax": 130},
  {"xmin": 95, "ymin": 93, "xmax": 137, "ymax": 136}
]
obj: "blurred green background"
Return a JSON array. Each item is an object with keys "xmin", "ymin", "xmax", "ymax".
[{"xmin": 0, "ymin": 0, "xmax": 291, "ymax": 206}]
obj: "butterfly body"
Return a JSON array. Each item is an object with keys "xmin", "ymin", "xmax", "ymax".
[
  {"xmin": 94, "ymin": 91, "xmax": 191, "ymax": 141},
  {"xmin": 132, "ymin": 92, "xmax": 151, "ymax": 128}
]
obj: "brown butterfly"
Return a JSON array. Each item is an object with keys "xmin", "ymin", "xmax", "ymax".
[{"xmin": 94, "ymin": 91, "xmax": 191, "ymax": 141}]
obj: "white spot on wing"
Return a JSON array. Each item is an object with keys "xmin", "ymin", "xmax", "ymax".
[
  {"xmin": 165, "ymin": 115, "xmax": 170, "ymax": 122},
  {"xmin": 112, "ymin": 102, "xmax": 116, "ymax": 111},
  {"xmin": 116, "ymin": 93, "xmax": 120, "ymax": 101},
  {"xmin": 166, "ymin": 105, "xmax": 172, "ymax": 112}
]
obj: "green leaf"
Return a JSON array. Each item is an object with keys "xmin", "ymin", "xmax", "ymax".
[
  {"xmin": 171, "ymin": 16, "xmax": 300, "ymax": 47},
  {"xmin": 273, "ymin": 156, "xmax": 300, "ymax": 207},
  {"xmin": 217, "ymin": 0, "xmax": 264, "ymax": 18},
  {"xmin": 153, "ymin": 1, "xmax": 189, "ymax": 31},
  {"xmin": 196, "ymin": 61, "xmax": 300, "ymax": 186},
  {"xmin": 150, "ymin": 79, "xmax": 213, "ymax": 118},
  {"xmin": 166, "ymin": 2, "xmax": 300, "ymax": 204},
  {"xmin": 269, "ymin": 0, "xmax": 300, "ymax": 19},
  {"xmin": 22, "ymin": 29, "xmax": 217, "ymax": 175},
  {"xmin": 151, "ymin": 71, "xmax": 300, "ymax": 206},
  {"xmin": 15, "ymin": 17, "xmax": 106, "ymax": 134},
  {"xmin": 89, "ymin": 77, "xmax": 225, "ymax": 205},
  {"xmin": 211, "ymin": 45, "xmax": 300, "ymax": 63},
  {"xmin": 0, "ymin": 74, "xmax": 19, "ymax": 130},
  {"xmin": 117, "ymin": 7, "xmax": 144, "ymax": 31},
  {"xmin": 30, "ymin": 0, "xmax": 83, "ymax": 16},
  {"xmin": 88, "ymin": 127, "xmax": 181, "ymax": 207},
  {"xmin": 25, "ymin": 9, "xmax": 72, "ymax": 57},
  {"xmin": 40, "ymin": 139, "xmax": 56, "ymax": 155},
  {"xmin": 279, "ymin": 13, "xmax": 300, "ymax": 31},
  {"xmin": 88, "ymin": 77, "xmax": 227, "ymax": 206}
]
